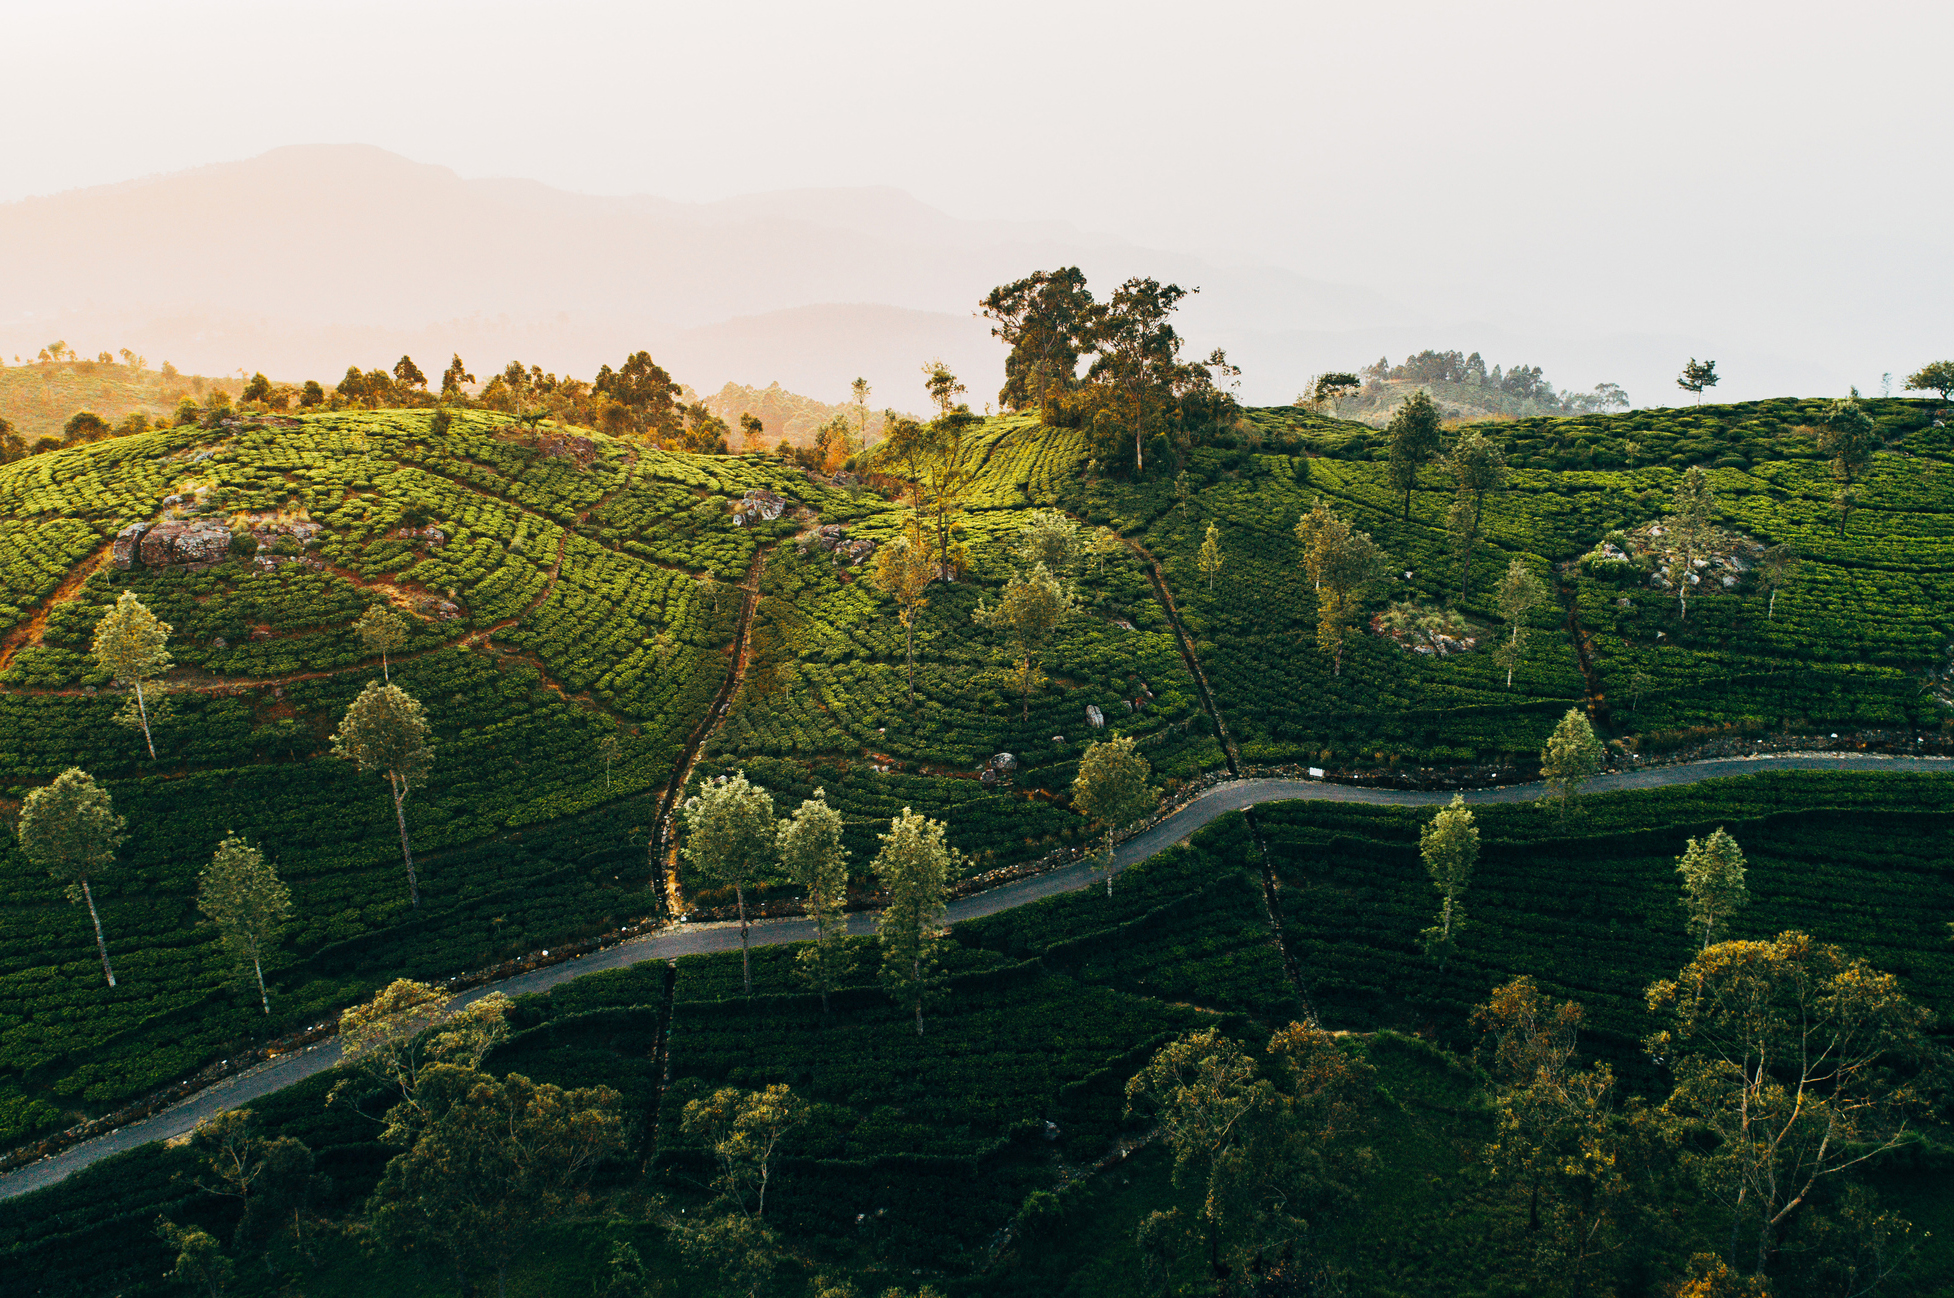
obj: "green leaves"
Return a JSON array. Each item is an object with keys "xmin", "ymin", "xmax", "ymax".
[{"xmin": 17, "ymin": 767, "xmax": 125, "ymax": 880}]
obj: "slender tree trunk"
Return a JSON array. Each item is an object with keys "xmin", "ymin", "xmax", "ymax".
[
  {"xmin": 253, "ymin": 952, "xmax": 269, "ymax": 1014},
  {"xmin": 904, "ymin": 614, "xmax": 916, "ymax": 704},
  {"xmin": 80, "ymin": 879, "xmax": 115, "ymax": 987},
  {"xmin": 382, "ymin": 650, "xmax": 390, "ymax": 683},
  {"xmin": 134, "ymin": 672, "xmax": 157, "ymax": 754},
  {"xmin": 1456, "ymin": 498, "xmax": 1482, "ymax": 604},
  {"xmin": 1208, "ymin": 1206, "xmax": 1221, "ymax": 1282},
  {"xmin": 390, "ymin": 775, "xmax": 420, "ymax": 908},
  {"xmin": 1768, "ymin": 588, "xmax": 1778, "ymax": 619},
  {"xmin": 736, "ymin": 884, "xmax": 751, "ymax": 993}
]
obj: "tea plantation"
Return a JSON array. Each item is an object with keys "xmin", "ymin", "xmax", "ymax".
[
  {"xmin": 2, "ymin": 774, "xmax": 1948, "ymax": 1296},
  {"xmin": 2, "ymin": 397, "xmax": 1952, "ymax": 1297},
  {"xmin": 1062, "ymin": 398, "xmax": 1954, "ymax": 765}
]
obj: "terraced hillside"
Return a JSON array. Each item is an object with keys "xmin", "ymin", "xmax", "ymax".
[
  {"xmin": 0, "ymin": 407, "xmax": 1236, "ymax": 1148},
  {"xmin": 0, "ymin": 410, "xmax": 874, "ymax": 1143},
  {"xmin": 1054, "ymin": 397, "xmax": 1954, "ymax": 766}
]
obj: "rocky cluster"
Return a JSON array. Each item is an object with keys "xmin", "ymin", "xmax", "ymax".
[
  {"xmin": 977, "ymin": 752, "xmax": 1018, "ymax": 785},
  {"xmin": 731, "ymin": 489, "xmax": 790, "ymax": 527},
  {"xmin": 112, "ymin": 520, "xmax": 232, "ymax": 569},
  {"xmin": 809, "ymin": 523, "xmax": 876, "ymax": 565}
]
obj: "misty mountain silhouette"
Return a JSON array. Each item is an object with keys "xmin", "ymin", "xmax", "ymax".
[{"xmin": 0, "ymin": 144, "xmax": 1400, "ymax": 404}]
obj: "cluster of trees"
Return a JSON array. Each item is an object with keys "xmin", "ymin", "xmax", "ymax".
[
  {"xmin": 680, "ymin": 772, "xmax": 952, "ymax": 1032},
  {"xmin": 982, "ymin": 269, "xmax": 1241, "ymax": 478},
  {"xmin": 1274, "ymin": 412, "xmax": 1525, "ymax": 676},
  {"xmin": 1139, "ymin": 793, "xmax": 1932, "ymax": 1295},
  {"xmin": 1350, "ymin": 351, "xmax": 1631, "ymax": 415},
  {"xmin": 1, "ymin": 342, "xmax": 147, "ymax": 369},
  {"xmin": 19, "ymin": 768, "xmax": 291, "ymax": 1010},
  {"xmin": 15, "ymin": 592, "xmax": 443, "ymax": 1010}
]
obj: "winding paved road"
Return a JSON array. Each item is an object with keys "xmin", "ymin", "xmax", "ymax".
[{"xmin": 1, "ymin": 751, "xmax": 1943, "ymax": 1202}]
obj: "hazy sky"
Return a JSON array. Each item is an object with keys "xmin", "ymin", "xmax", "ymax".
[{"xmin": 5, "ymin": 0, "xmax": 1949, "ymax": 395}]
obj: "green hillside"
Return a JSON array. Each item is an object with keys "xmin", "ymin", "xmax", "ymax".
[
  {"xmin": 0, "ymin": 395, "xmax": 1950, "ymax": 1297},
  {"xmin": 0, "ymin": 360, "xmax": 242, "ymax": 444}
]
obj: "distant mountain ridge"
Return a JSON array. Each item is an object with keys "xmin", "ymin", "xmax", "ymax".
[{"xmin": 0, "ymin": 145, "xmax": 1402, "ymax": 409}]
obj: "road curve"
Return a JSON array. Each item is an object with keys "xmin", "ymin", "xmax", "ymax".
[{"xmin": 1, "ymin": 751, "xmax": 1943, "ymax": 1202}]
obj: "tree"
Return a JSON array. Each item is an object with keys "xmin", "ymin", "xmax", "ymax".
[
  {"xmin": 813, "ymin": 413, "xmax": 852, "ymax": 474},
  {"xmin": 1753, "ymin": 544, "xmax": 1796, "ymax": 620},
  {"xmin": 240, "ymin": 372, "xmax": 272, "ymax": 404},
  {"xmin": 973, "ymin": 562, "xmax": 1077, "ymax": 717},
  {"xmin": 188, "ymin": 1110, "xmax": 328, "ymax": 1258},
  {"xmin": 352, "ymin": 603, "xmax": 409, "ymax": 682},
  {"xmin": 873, "ymin": 808, "xmax": 954, "ymax": 1036},
  {"xmin": 64, "ymin": 410, "xmax": 110, "ymax": 443},
  {"xmin": 1197, "ymin": 522, "xmax": 1224, "ymax": 591},
  {"xmin": 1072, "ymin": 734, "xmax": 1154, "ymax": 894},
  {"xmin": 1124, "ymin": 1027, "xmax": 1274, "ymax": 1281},
  {"xmin": 870, "ymin": 516, "xmax": 935, "ymax": 703},
  {"xmin": 917, "ymin": 405, "xmax": 980, "ymax": 571},
  {"xmin": 1085, "ymin": 525, "xmax": 1124, "ymax": 575},
  {"xmin": 18, "ymin": 767, "xmax": 126, "ymax": 987},
  {"xmin": 1645, "ymin": 933, "xmax": 1935, "ymax": 1278},
  {"xmin": 1540, "ymin": 708, "xmax": 1603, "ymax": 821},
  {"xmin": 393, "ymin": 355, "xmax": 427, "ymax": 392},
  {"xmin": 0, "ymin": 418, "xmax": 23, "ymax": 464},
  {"xmin": 1292, "ymin": 496, "xmax": 1336, "ymax": 591},
  {"xmin": 440, "ymin": 354, "xmax": 474, "ymax": 399},
  {"xmin": 596, "ymin": 732, "xmax": 621, "ymax": 791},
  {"xmin": 1447, "ymin": 430, "xmax": 1507, "ymax": 603},
  {"xmin": 592, "ymin": 351, "xmax": 681, "ymax": 440},
  {"xmin": 921, "ymin": 358, "xmax": 966, "ymax": 419},
  {"xmin": 681, "ymin": 772, "xmax": 777, "ymax": 994},
  {"xmin": 1494, "ymin": 559, "xmax": 1550, "ymax": 688},
  {"xmin": 197, "ymin": 834, "xmax": 291, "ymax": 1015},
  {"xmin": 1385, "ymin": 389, "xmax": 1444, "ymax": 519},
  {"xmin": 738, "ymin": 412, "xmax": 766, "ymax": 451},
  {"xmin": 175, "ymin": 396, "xmax": 202, "ymax": 426},
  {"xmin": 332, "ymin": 979, "xmax": 512, "ymax": 1114},
  {"xmin": 1677, "ymin": 358, "xmax": 1720, "ymax": 404},
  {"xmin": 299, "ymin": 380, "xmax": 325, "ymax": 408},
  {"xmin": 680, "ymin": 1083, "xmax": 809, "ymax": 1221},
  {"xmin": 1472, "ymin": 978, "xmax": 1633, "ymax": 1287},
  {"xmin": 1667, "ymin": 465, "xmax": 1716, "ymax": 619},
  {"xmin": 1419, "ymin": 795, "xmax": 1478, "ymax": 974},
  {"xmin": 1083, "ymin": 277, "xmax": 1232, "ymax": 479},
  {"xmin": 850, "ymin": 376, "xmax": 872, "ymax": 443},
  {"xmin": 981, "ymin": 267, "xmax": 1093, "ymax": 415},
  {"xmin": 155, "ymin": 1219, "xmax": 232, "ymax": 1298},
  {"xmin": 1903, "ymin": 360, "xmax": 1954, "ymax": 408},
  {"xmin": 1014, "ymin": 508, "xmax": 1082, "ymax": 574},
  {"xmin": 1306, "ymin": 372, "xmax": 1360, "ymax": 417},
  {"xmin": 332, "ymin": 682, "xmax": 435, "ymax": 907},
  {"xmin": 1302, "ymin": 505, "xmax": 1391, "ymax": 676},
  {"xmin": 369, "ymin": 1064, "xmax": 625, "ymax": 1298},
  {"xmin": 91, "ymin": 589, "xmax": 173, "ymax": 758},
  {"xmin": 1675, "ymin": 827, "xmax": 1748, "ymax": 950},
  {"xmin": 1818, "ymin": 390, "xmax": 1880, "ymax": 535},
  {"xmin": 678, "ymin": 401, "xmax": 729, "ymax": 453},
  {"xmin": 779, "ymin": 789, "xmax": 851, "ymax": 1014}
]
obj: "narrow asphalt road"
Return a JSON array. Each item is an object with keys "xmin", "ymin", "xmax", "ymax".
[{"xmin": 1, "ymin": 751, "xmax": 1942, "ymax": 1202}]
